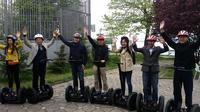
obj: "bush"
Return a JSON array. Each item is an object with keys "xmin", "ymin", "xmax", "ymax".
[{"xmin": 48, "ymin": 45, "xmax": 69, "ymax": 74}]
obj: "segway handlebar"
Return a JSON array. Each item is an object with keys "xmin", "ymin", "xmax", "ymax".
[{"xmin": 68, "ymin": 60, "xmax": 82, "ymax": 62}]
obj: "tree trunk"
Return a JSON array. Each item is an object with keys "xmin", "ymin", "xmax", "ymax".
[
  {"xmin": 111, "ymin": 34, "xmax": 117, "ymax": 51},
  {"xmin": 144, "ymin": 27, "xmax": 150, "ymax": 45}
]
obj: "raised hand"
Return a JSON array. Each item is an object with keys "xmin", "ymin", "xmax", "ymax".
[
  {"xmin": 53, "ymin": 30, "xmax": 58, "ymax": 38},
  {"xmin": 84, "ymin": 27, "xmax": 89, "ymax": 36},
  {"xmin": 132, "ymin": 36, "xmax": 138, "ymax": 43},
  {"xmin": 160, "ymin": 20, "xmax": 165, "ymax": 31},
  {"xmin": 22, "ymin": 27, "xmax": 28, "ymax": 36},
  {"xmin": 15, "ymin": 31, "xmax": 21, "ymax": 39},
  {"xmin": 159, "ymin": 36, "xmax": 165, "ymax": 44}
]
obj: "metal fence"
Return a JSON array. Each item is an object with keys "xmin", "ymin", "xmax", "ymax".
[{"xmin": 0, "ymin": 0, "xmax": 91, "ymax": 40}]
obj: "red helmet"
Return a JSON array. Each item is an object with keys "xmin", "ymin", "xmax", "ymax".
[
  {"xmin": 97, "ymin": 35, "xmax": 104, "ymax": 41},
  {"xmin": 177, "ymin": 30, "xmax": 189, "ymax": 37},
  {"xmin": 146, "ymin": 35, "xmax": 157, "ymax": 41}
]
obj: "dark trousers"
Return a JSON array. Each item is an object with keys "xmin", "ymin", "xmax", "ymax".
[
  {"xmin": 121, "ymin": 71, "xmax": 132, "ymax": 96},
  {"xmin": 142, "ymin": 71, "xmax": 158, "ymax": 102},
  {"xmin": 6, "ymin": 64, "xmax": 20, "ymax": 91},
  {"xmin": 173, "ymin": 70, "xmax": 193, "ymax": 109},
  {"xmin": 32, "ymin": 62, "xmax": 46, "ymax": 91},
  {"xmin": 71, "ymin": 64, "xmax": 85, "ymax": 93}
]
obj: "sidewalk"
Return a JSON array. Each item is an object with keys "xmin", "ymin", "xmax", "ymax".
[{"xmin": 0, "ymin": 65, "xmax": 199, "ymax": 112}]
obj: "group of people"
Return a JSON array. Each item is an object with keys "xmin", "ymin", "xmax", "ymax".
[{"xmin": 0, "ymin": 20, "xmax": 199, "ymax": 111}]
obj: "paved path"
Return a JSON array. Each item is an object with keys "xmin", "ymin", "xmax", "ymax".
[{"xmin": 0, "ymin": 65, "xmax": 199, "ymax": 112}]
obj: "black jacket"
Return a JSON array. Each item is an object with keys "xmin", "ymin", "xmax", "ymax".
[
  {"xmin": 161, "ymin": 32, "xmax": 200, "ymax": 70},
  {"xmin": 87, "ymin": 35, "xmax": 108, "ymax": 67},
  {"xmin": 59, "ymin": 35, "xmax": 87, "ymax": 65},
  {"xmin": 133, "ymin": 43, "xmax": 169, "ymax": 72}
]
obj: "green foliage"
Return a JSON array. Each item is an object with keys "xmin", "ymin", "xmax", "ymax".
[
  {"xmin": 19, "ymin": 49, "xmax": 30, "ymax": 72},
  {"xmin": 0, "ymin": 53, "xmax": 6, "ymax": 78},
  {"xmin": 59, "ymin": 0, "xmax": 81, "ymax": 8},
  {"xmin": 103, "ymin": 0, "xmax": 154, "ymax": 36},
  {"xmin": 48, "ymin": 45, "xmax": 69, "ymax": 74}
]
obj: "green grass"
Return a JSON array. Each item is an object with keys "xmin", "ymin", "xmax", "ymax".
[{"xmin": 159, "ymin": 67, "xmax": 174, "ymax": 79}]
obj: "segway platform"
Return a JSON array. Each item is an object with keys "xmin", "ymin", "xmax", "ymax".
[
  {"xmin": 165, "ymin": 98, "xmax": 200, "ymax": 112},
  {"xmin": 112, "ymin": 88, "xmax": 137, "ymax": 111},
  {"xmin": 89, "ymin": 87, "xmax": 113, "ymax": 105},
  {"xmin": 136, "ymin": 93, "xmax": 165, "ymax": 112},
  {"xmin": 26, "ymin": 84, "xmax": 53, "ymax": 104},
  {"xmin": 0, "ymin": 87, "xmax": 26, "ymax": 104},
  {"xmin": 65, "ymin": 85, "xmax": 89, "ymax": 102}
]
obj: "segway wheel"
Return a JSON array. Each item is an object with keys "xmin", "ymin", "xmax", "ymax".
[
  {"xmin": 107, "ymin": 88, "xmax": 113, "ymax": 105},
  {"xmin": 65, "ymin": 85, "xmax": 73, "ymax": 102},
  {"xmin": 89, "ymin": 87, "xmax": 96, "ymax": 104},
  {"xmin": 127, "ymin": 92, "xmax": 137, "ymax": 111},
  {"xmin": 0, "ymin": 89, "xmax": 5, "ymax": 104},
  {"xmin": 158, "ymin": 95, "xmax": 165, "ymax": 112},
  {"xmin": 190, "ymin": 104, "xmax": 200, "ymax": 112},
  {"xmin": 1, "ymin": 87, "xmax": 10, "ymax": 104},
  {"xmin": 45, "ymin": 84, "xmax": 54, "ymax": 100},
  {"xmin": 0, "ymin": 89, "xmax": 2, "ymax": 103},
  {"xmin": 18, "ymin": 88, "xmax": 27, "ymax": 104},
  {"xmin": 136, "ymin": 93, "xmax": 143, "ymax": 112},
  {"xmin": 84, "ymin": 86, "xmax": 89, "ymax": 102},
  {"xmin": 26, "ymin": 88, "xmax": 38, "ymax": 104},
  {"xmin": 165, "ymin": 99, "xmax": 174, "ymax": 112},
  {"xmin": 111, "ymin": 88, "xmax": 121, "ymax": 106}
]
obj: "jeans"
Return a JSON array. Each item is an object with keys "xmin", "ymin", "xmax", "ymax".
[
  {"xmin": 71, "ymin": 64, "xmax": 85, "ymax": 93},
  {"xmin": 121, "ymin": 71, "xmax": 133, "ymax": 96},
  {"xmin": 6, "ymin": 64, "xmax": 20, "ymax": 91},
  {"xmin": 173, "ymin": 69, "xmax": 193, "ymax": 109},
  {"xmin": 142, "ymin": 71, "xmax": 158, "ymax": 102}
]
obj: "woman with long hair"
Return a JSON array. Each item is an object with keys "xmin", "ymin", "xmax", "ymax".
[
  {"xmin": 0, "ymin": 32, "xmax": 23, "ymax": 92},
  {"xmin": 119, "ymin": 36, "xmax": 135, "ymax": 96}
]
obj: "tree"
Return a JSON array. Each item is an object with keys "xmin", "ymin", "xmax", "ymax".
[
  {"xmin": 154, "ymin": 0, "xmax": 200, "ymax": 35},
  {"xmin": 48, "ymin": 45, "xmax": 69, "ymax": 74},
  {"xmin": 103, "ymin": 0, "xmax": 154, "ymax": 46},
  {"xmin": 59, "ymin": 0, "xmax": 81, "ymax": 8}
]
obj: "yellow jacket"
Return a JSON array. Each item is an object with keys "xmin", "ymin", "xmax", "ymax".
[{"xmin": 0, "ymin": 38, "xmax": 23, "ymax": 63}]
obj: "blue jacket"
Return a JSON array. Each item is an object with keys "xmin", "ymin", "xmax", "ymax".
[{"xmin": 59, "ymin": 35, "xmax": 87, "ymax": 65}]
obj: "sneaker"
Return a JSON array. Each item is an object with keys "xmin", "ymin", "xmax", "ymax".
[{"xmin": 122, "ymin": 95, "xmax": 126, "ymax": 99}]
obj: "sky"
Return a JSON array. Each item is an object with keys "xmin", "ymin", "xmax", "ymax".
[
  {"xmin": 90, "ymin": 0, "xmax": 171, "ymax": 51},
  {"xmin": 90, "ymin": 0, "xmax": 147, "ymax": 48},
  {"xmin": 90, "ymin": 0, "xmax": 110, "ymax": 38}
]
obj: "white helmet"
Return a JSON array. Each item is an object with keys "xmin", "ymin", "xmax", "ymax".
[
  {"xmin": 34, "ymin": 34, "xmax": 44, "ymax": 40},
  {"xmin": 73, "ymin": 33, "xmax": 82, "ymax": 38}
]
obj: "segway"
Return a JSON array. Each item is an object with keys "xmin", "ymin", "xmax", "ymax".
[
  {"xmin": 111, "ymin": 63, "xmax": 137, "ymax": 111},
  {"xmin": 26, "ymin": 84, "xmax": 54, "ymax": 104},
  {"xmin": 65, "ymin": 60, "xmax": 90, "ymax": 102},
  {"xmin": 89, "ymin": 61, "xmax": 113, "ymax": 105},
  {"xmin": 0, "ymin": 87, "xmax": 26, "ymax": 104},
  {"xmin": 165, "ymin": 99, "xmax": 200, "ymax": 112},
  {"xmin": 136, "ymin": 65, "xmax": 165, "ymax": 112}
]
